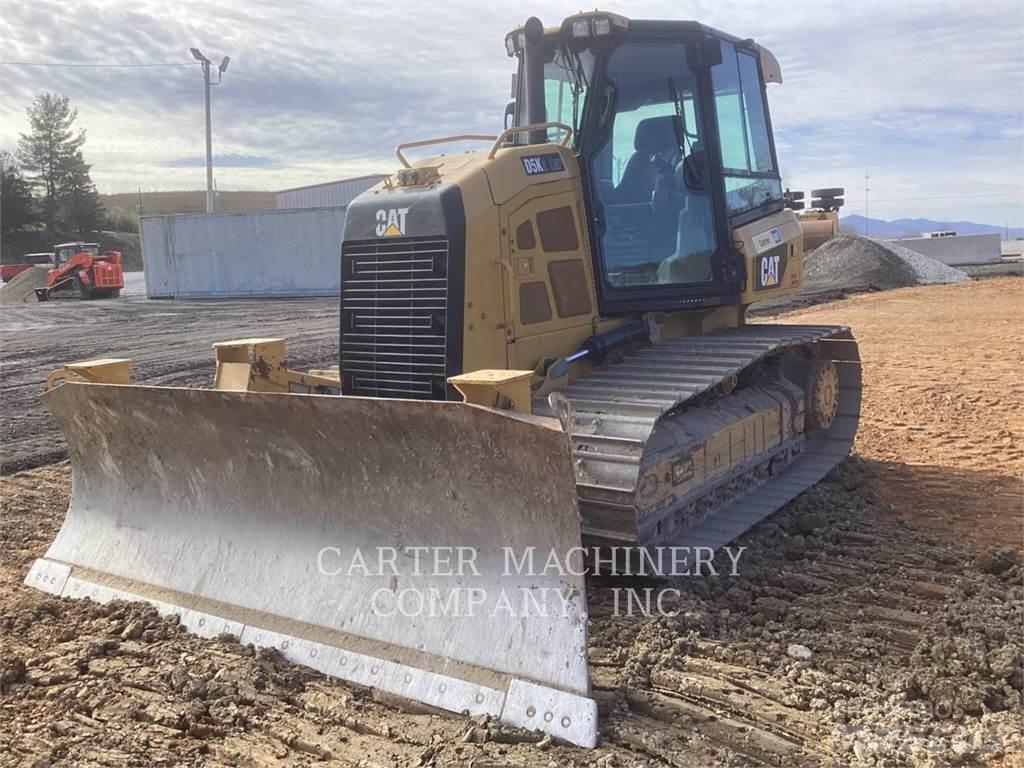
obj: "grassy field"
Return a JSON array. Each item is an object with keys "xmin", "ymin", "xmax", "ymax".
[{"xmin": 100, "ymin": 190, "xmax": 275, "ymax": 216}]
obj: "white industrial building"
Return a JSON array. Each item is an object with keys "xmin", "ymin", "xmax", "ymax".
[{"xmin": 275, "ymin": 174, "xmax": 387, "ymax": 210}]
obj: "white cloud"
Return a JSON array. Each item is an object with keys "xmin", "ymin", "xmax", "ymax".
[{"xmin": 1, "ymin": 0, "xmax": 1021, "ymax": 224}]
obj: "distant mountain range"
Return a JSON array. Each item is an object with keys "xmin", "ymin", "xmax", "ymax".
[{"xmin": 839, "ymin": 215, "xmax": 1024, "ymax": 240}]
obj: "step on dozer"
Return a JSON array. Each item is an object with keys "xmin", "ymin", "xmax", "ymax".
[{"xmin": 28, "ymin": 13, "xmax": 861, "ymax": 749}]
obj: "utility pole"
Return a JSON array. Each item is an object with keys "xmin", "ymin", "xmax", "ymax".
[
  {"xmin": 864, "ymin": 172, "xmax": 870, "ymax": 236},
  {"xmin": 190, "ymin": 48, "xmax": 230, "ymax": 214},
  {"xmin": 202, "ymin": 58, "xmax": 213, "ymax": 213}
]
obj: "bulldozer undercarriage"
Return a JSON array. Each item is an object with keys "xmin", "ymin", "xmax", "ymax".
[{"xmin": 553, "ymin": 324, "xmax": 861, "ymax": 552}]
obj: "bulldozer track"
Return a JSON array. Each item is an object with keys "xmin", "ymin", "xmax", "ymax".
[
  {"xmin": 541, "ymin": 324, "xmax": 861, "ymax": 549},
  {"xmin": 608, "ymin": 691, "xmax": 810, "ymax": 767},
  {"xmin": 591, "ymin": 650, "xmax": 826, "ymax": 765}
]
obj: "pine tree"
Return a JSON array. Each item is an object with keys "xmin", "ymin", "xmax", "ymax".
[
  {"xmin": 0, "ymin": 150, "xmax": 37, "ymax": 232},
  {"xmin": 61, "ymin": 152, "xmax": 105, "ymax": 231},
  {"xmin": 16, "ymin": 93, "xmax": 103, "ymax": 231}
]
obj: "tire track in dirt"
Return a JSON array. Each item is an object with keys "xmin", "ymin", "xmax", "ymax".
[{"xmin": 0, "ymin": 295, "xmax": 340, "ymax": 473}]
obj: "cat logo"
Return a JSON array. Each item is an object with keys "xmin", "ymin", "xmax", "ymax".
[
  {"xmin": 375, "ymin": 208, "xmax": 409, "ymax": 237},
  {"xmin": 754, "ymin": 250, "xmax": 788, "ymax": 291},
  {"xmin": 761, "ymin": 254, "xmax": 780, "ymax": 287}
]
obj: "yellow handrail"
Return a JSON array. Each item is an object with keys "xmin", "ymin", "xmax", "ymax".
[
  {"xmin": 486, "ymin": 123, "xmax": 573, "ymax": 159},
  {"xmin": 394, "ymin": 135, "xmax": 497, "ymax": 169}
]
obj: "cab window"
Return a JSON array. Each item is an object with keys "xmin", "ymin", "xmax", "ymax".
[
  {"xmin": 543, "ymin": 48, "xmax": 593, "ymax": 142},
  {"xmin": 712, "ymin": 42, "xmax": 782, "ymax": 216},
  {"xmin": 589, "ymin": 42, "xmax": 716, "ymax": 289}
]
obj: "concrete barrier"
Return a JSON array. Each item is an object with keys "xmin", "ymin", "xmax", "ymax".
[{"xmin": 894, "ymin": 233, "xmax": 1001, "ymax": 266}]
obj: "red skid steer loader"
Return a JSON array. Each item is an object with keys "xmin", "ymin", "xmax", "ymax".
[{"xmin": 35, "ymin": 242, "xmax": 124, "ymax": 301}]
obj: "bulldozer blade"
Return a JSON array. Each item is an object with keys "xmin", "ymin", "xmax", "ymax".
[{"xmin": 26, "ymin": 383, "xmax": 597, "ymax": 747}]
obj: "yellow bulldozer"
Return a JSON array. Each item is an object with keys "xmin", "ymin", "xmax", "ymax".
[
  {"xmin": 790, "ymin": 187, "xmax": 846, "ymax": 251},
  {"xmin": 27, "ymin": 13, "xmax": 860, "ymax": 748}
]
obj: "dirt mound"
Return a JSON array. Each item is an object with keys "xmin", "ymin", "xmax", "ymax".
[
  {"xmin": 806, "ymin": 234, "xmax": 969, "ymax": 292},
  {"xmin": 0, "ymin": 267, "xmax": 48, "ymax": 305}
]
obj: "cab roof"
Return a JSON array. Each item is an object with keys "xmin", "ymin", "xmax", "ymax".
[
  {"xmin": 505, "ymin": 11, "xmax": 781, "ymax": 83},
  {"xmin": 509, "ymin": 12, "xmax": 748, "ymax": 47}
]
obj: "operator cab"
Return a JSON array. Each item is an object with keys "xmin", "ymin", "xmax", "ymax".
[
  {"xmin": 506, "ymin": 12, "xmax": 785, "ymax": 313},
  {"xmin": 54, "ymin": 242, "xmax": 100, "ymax": 265}
]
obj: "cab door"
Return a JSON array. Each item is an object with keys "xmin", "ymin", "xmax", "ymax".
[{"xmin": 579, "ymin": 37, "xmax": 742, "ymax": 314}]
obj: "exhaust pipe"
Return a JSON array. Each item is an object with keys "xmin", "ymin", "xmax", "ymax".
[{"xmin": 522, "ymin": 16, "xmax": 547, "ymax": 145}]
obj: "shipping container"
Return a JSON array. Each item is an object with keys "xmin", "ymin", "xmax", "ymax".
[{"xmin": 141, "ymin": 207, "xmax": 346, "ymax": 299}]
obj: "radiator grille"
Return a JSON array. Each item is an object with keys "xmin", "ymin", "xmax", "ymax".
[{"xmin": 341, "ymin": 237, "xmax": 449, "ymax": 399}]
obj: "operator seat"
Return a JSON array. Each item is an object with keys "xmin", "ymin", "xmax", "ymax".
[
  {"xmin": 614, "ymin": 115, "xmax": 681, "ymax": 204},
  {"xmin": 657, "ymin": 141, "xmax": 715, "ymax": 283}
]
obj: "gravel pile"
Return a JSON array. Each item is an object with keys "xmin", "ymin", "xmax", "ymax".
[
  {"xmin": 0, "ymin": 266, "xmax": 48, "ymax": 305},
  {"xmin": 805, "ymin": 234, "xmax": 969, "ymax": 292}
]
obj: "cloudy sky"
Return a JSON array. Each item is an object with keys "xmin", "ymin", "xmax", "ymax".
[{"xmin": 1, "ymin": 0, "xmax": 1022, "ymax": 225}]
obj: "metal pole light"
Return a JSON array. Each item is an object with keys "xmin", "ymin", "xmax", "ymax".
[{"xmin": 190, "ymin": 48, "xmax": 230, "ymax": 214}]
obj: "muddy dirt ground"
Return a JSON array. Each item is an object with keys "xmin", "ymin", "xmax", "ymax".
[
  {"xmin": 0, "ymin": 293, "xmax": 340, "ymax": 472},
  {"xmin": 1, "ymin": 278, "xmax": 1022, "ymax": 766}
]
